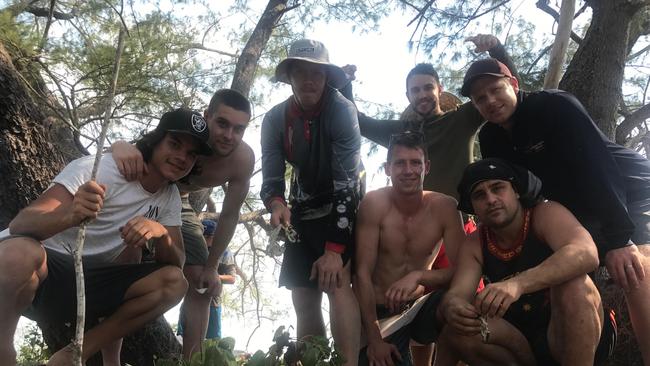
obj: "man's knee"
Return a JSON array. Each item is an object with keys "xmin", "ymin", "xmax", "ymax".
[
  {"xmin": 157, "ymin": 266, "xmax": 188, "ymax": 304},
  {"xmin": 0, "ymin": 237, "xmax": 47, "ymax": 285},
  {"xmin": 552, "ymin": 274, "xmax": 601, "ymax": 312},
  {"xmin": 292, "ymin": 288, "xmax": 322, "ymax": 316}
]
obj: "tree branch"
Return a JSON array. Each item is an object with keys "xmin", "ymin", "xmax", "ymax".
[
  {"xmin": 37, "ymin": 0, "xmax": 56, "ymax": 52},
  {"xmin": 243, "ymin": 222, "xmax": 263, "ymax": 350},
  {"xmin": 72, "ymin": 25, "xmax": 127, "ymax": 365},
  {"xmin": 536, "ymin": 0, "xmax": 583, "ymax": 45},
  {"xmin": 543, "ymin": 0, "xmax": 575, "ymax": 89},
  {"xmin": 628, "ymin": 43, "xmax": 650, "ymax": 61},
  {"xmin": 25, "ymin": 5, "xmax": 74, "ymax": 20},
  {"xmin": 617, "ymin": 103, "xmax": 650, "ymax": 145},
  {"xmin": 188, "ymin": 43, "xmax": 238, "ymax": 58}
]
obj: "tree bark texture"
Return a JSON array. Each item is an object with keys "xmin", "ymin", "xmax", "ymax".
[
  {"xmin": 0, "ymin": 42, "xmax": 65, "ymax": 229},
  {"xmin": 230, "ymin": 0, "xmax": 290, "ymax": 97},
  {"xmin": 559, "ymin": 0, "xmax": 648, "ymax": 140}
]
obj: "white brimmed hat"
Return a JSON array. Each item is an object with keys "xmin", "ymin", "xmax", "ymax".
[{"xmin": 274, "ymin": 39, "xmax": 348, "ymax": 89}]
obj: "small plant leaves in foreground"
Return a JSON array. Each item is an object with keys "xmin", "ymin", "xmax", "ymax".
[{"xmin": 155, "ymin": 327, "xmax": 343, "ymax": 365}]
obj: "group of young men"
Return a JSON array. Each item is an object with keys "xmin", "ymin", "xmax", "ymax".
[{"xmin": 1, "ymin": 34, "xmax": 649, "ymax": 366}]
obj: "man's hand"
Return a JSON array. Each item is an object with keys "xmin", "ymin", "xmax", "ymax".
[
  {"xmin": 384, "ymin": 271, "xmax": 424, "ymax": 314},
  {"xmin": 120, "ymin": 216, "xmax": 168, "ymax": 248},
  {"xmin": 443, "ymin": 296, "xmax": 481, "ymax": 336},
  {"xmin": 197, "ymin": 265, "xmax": 223, "ymax": 297},
  {"xmin": 341, "ymin": 64, "xmax": 357, "ymax": 81},
  {"xmin": 310, "ymin": 250, "xmax": 344, "ymax": 292},
  {"xmin": 269, "ymin": 200, "xmax": 291, "ymax": 228},
  {"xmin": 474, "ymin": 279, "xmax": 523, "ymax": 318},
  {"xmin": 67, "ymin": 181, "xmax": 106, "ymax": 226},
  {"xmin": 605, "ymin": 244, "xmax": 646, "ymax": 291},
  {"xmin": 465, "ymin": 34, "xmax": 499, "ymax": 53},
  {"xmin": 366, "ymin": 340, "xmax": 403, "ymax": 366},
  {"xmin": 112, "ymin": 140, "xmax": 148, "ymax": 181}
]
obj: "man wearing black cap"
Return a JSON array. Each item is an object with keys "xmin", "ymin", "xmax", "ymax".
[
  {"xmin": 441, "ymin": 158, "xmax": 614, "ymax": 366},
  {"xmin": 0, "ymin": 108, "xmax": 212, "ymax": 365},
  {"xmin": 110, "ymin": 89, "xmax": 254, "ymax": 358},
  {"xmin": 461, "ymin": 57, "xmax": 650, "ymax": 363}
]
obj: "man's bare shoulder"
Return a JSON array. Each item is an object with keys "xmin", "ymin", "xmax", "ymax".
[
  {"xmin": 359, "ymin": 187, "xmax": 392, "ymax": 210},
  {"xmin": 182, "ymin": 142, "xmax": 254, "ymax": 191},
  {"xmin": 229, "ymin": 141, "xmax": 255, "ymax": 180},
  {"xmin": 422, "ymin": 191, "xmax": 459, "ymax": 211},
  {"xmin": 530, "ymin": 200, "xmax": 576, "ymax": 232}
]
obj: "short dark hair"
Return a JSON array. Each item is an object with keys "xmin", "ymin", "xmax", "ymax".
[
  {"xmin": 206, "ymin": 89, "xmax": 251, "ymax": 118},
  {"xmin": 387, "ymin": 131, "xmax": 428, "ymax": 162},
  {"xmin": 406, "ymin": 63, "xmax": 440, "ymax": 90}
]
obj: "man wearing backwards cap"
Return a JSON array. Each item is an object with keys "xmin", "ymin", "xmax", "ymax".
[
  {"xmin": 110, "ymin": 89, "xmax": 253, "ymax": 359},
  {"xmin": 440, "ymin": 158, "xmax": 615, "ymax": 366},
  {"xmin": 261, "ymin": 39, "xmax": 364, "ymax": 365},
  {"xmin": 462, "ymin": 57, "xmax": 650, "ymax": 363},
  {"xmin": 0, "ymin": 108, "xmax": 211, "ymax": 365}
]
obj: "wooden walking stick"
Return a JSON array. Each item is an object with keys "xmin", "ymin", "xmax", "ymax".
[{"xmin": 70, "ymin": 27, "xmax": 126, "ymax": 365}]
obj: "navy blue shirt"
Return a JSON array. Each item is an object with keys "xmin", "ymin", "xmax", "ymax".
[{"xmin": 479, "ymin": 90, "xmax": 650, "ymax": 254}]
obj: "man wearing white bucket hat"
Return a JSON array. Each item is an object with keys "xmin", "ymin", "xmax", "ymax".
[{"xmin": 261, "ymin": 39, "xmax": 364, "ymax": 365}]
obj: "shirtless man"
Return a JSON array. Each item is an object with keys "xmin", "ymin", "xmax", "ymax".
[
  {"xmin": 354, "ymin": 131, "xmax": 465, "ymax": 366},
  {"xmin": 440, "ymin": 158, "xmax": 615, "ymax": 365},
  {"xmin": 112, "ymin": 89, "xmax": 254, "ymax": 358}
]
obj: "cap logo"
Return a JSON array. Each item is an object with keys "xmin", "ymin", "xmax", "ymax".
[
  {"xmin": 489, "ymin": 165, "xmax": 496, "ymax": 169},
  {"xmin": 191, "ymin": 114, "xmax": 207, "ymax": 133},
  {"xmin": 296, "ymin": 47, "xmax": 315, "ymax": 54}
]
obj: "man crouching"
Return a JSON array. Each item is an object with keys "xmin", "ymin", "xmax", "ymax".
[
  {"xmin": 439, "ymin": 158, "xmax": 615, "ymax": 365},
  {"xmin": 0, "ymin": 108, "xmax": 212, "ymax": 365},
  {"xmin": 354, "ymin": 131, "xmax": 466, "ymax": 366}
]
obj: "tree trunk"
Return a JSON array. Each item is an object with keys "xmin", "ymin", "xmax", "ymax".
[
  {"xmin": 191, "ymin": 0, "xmax": 294, "ymax": 211},
  {"xmin": 0, "ymin": 42, "xmax": 65, "ymax": 229},
  {"xmin": 230, "ymin": 0, "xmax": 291, "ymax": 97},
  {"xmin": 559, "ymin": 0, "xmax": 647, "ymax": 139}
]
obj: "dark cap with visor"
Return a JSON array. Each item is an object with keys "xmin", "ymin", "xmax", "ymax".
[
  {"xmin": 457, "ymin": 158, "xmax": 543, "ymax": 214},
  {"xmin": 156, "ymin": 108, "xmax": 212, "ymax": 156},
  {"xmin": 460, "ymin": 58, "xmax": 514, "ymax": 97}
]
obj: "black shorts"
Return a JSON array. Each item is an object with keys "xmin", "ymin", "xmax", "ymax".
[
  {"xmin": 579, "ymin": 198, "xmax": 650, "ymax": 259},
  {"xmin": 514, "ymin": 308, "xmax": 617, "ymax": 365},
  {"xmin": 358, "ymin": 291, "xmax": 445, "ymax": 366},
  {"xmin": 24, "ymin": 247, "xmax": 165, "ymax": 329},
  {"xmin": 279, "ymin": 215, "xmax": 354, "ymax": 289}
]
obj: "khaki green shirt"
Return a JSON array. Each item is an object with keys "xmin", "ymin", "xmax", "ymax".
[{"xmin": 359, "ymin": 102, "xmax": 484, "ymax": 199}]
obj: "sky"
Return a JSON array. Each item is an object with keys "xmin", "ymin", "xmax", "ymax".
[{"xmin": 13, "ymin": 0, "xmax": 566, "ymax": 357}]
